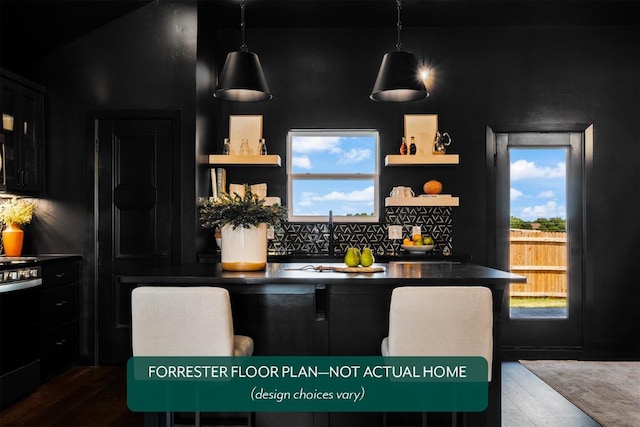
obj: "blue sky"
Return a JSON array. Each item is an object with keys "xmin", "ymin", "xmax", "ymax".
[
  {"xmin": 290, "ymin": 135, "xmax": 376, "ymax": 216},
  {"xmin": 510, "ymin": 148, "xmax": 567, "ymax": 220}
]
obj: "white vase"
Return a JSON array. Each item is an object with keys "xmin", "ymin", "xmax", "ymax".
[{"xmin": 220, "ymin": 223, "xmax": 268, "ymax": 271}]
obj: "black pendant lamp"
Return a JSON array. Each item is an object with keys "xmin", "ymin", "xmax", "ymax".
[
  {"xmin": 370, "ymin": 0, "xmax": 428, "ymax": 102},
  {"xmin": 214, "ymin": 0, "xmax": 272, "ymax": 102}
]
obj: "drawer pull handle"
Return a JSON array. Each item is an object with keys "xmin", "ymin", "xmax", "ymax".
[
  {"xmin": 55, "ymin": 339, "xmax": 67, "ymax": 346},
  {"xmin": 56, "ymin": 300, "xmax": 67, "ymax": 307},
  {"xmin": 55, "ymin": 273, "xmax": 66, "ymax": 278}
]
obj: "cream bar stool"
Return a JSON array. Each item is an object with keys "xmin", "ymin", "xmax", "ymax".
[
  {"xmin": 381, "ymin": 286, "xmax": 493, "ymax": 427},
  {"xmin": 131, "ymin": 286, "xmax": 254, "ymax": 427}
]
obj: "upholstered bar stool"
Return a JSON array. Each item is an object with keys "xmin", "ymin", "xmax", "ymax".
[
  {"xmin": 131, "ymin": 286, "xmax": 254, "ymax": 427},
  {"xmin": 381, "ymin": 286, "xmax": 493, "ymax": 427}
]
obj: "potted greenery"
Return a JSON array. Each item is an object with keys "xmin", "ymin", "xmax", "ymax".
[
  {"xmin": 199, "ymin": 184, "xmax": 287, "ymax": 271},
  {"xmin": 0, "ymin": 197, "xmax": 36, "ymax": 257}
]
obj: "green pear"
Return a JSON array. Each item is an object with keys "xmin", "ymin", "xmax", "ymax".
[
  {"xmin": 344, "ymin": 247, "xmax": 361, "ymax": 267},
  {"xmin": 360, "ymin": 247, "xmax": 375, "ymax": 267}
]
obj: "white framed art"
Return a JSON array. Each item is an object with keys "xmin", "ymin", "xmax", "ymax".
[
  {"xmin": 404, "ymin": 114, "xmax": 438, "ymax": 156},
  {"xmin": 229, "ymin": 115, "xmax": 263, "ymax": 155}
]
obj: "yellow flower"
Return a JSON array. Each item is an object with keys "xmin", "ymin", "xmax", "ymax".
[{"xmin": 0, "ymin": 197, "xmax": 36, "ymax": 225}]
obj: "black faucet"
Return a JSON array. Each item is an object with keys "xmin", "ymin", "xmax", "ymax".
[{"xmin": 328, "ymin": 210, "xmax": 334, "ymax": 257}]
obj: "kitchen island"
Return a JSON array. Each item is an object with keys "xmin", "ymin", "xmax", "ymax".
[{"xmin": 119, "ymin": 262, "xmax": 525, "ymax": 427}]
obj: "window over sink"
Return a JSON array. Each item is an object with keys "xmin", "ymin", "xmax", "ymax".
[{"xmin": 287, "ymin": 130, "xmax": 379, "ymax": 222}]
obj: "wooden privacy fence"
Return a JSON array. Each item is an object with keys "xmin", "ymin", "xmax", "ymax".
[{"xmin": 510, "ymin": 229, "xmax": 567, "ymax": 298}]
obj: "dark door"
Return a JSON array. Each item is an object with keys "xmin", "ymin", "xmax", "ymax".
[
  {"xmin": 489, "ymin": 128, "xmax": 586, "ymax": 352},
  {"xmin": 96, "ymin": 114, "xmax": 178, "ymax": 363}
]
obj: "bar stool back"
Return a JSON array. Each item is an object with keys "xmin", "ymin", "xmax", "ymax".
[{"xmin": 132, "ymin": 286, "xmax": 254, "ymax": 426}]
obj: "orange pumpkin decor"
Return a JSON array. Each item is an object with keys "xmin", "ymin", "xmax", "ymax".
[{"xmin": 423, "ymin": 180, "xmax": 443, "ymax": 194}]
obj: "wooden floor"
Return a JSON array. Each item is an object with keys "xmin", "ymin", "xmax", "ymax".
[{"xmin": 0, "ymin": 363, "xmax": 599, "ymax": 427}]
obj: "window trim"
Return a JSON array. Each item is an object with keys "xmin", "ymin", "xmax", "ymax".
[{"xmin": 286, "ymin": 129, "xmax": 380, "ymax": 223}]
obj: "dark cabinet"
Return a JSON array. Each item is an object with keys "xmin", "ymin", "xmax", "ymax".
[
  {"xmin": 328, "ymin": 289, "xmax": 391, "ymax": 356},
  {"xmin": 0, "ymin": 70, "xmax": 44, "ymax": 195},
  {"xmin": 40, "ymin": 260, "xmax": 80, "ymax": 380},
  {"xmin": 230, "ymin": 289, "xmax": 318, "ymax": 356}
]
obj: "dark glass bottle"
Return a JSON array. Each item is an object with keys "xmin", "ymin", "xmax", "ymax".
[
  {"xmin": 258, "ymin": 138, "xmax": 267, "ymax": 155},
  {"xmin": 409, "ymin": 136, "xmax": 417, "ymax": 155},
  {"xmin": 399, "ymin": 137, "xmax": 408, "ymax": 155}
]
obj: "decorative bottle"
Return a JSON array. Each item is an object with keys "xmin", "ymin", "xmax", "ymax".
[
  {"xmin": 258, "ymin": 138, "xmax": 267, "ymax": 155},
  {"xmin": 399, "ymin": 137, "xmax": 408, "ymax": 155},
  {"xmin": 409, "ymin": 136, "xmax": 417, "ymax": 155},
  {"xmin": 240, "ymin": 139, "xmax": 250, "ymax": 155}
]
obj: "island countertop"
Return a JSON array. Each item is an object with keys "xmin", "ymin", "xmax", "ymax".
[{"xmin": 118, "ymin": 261, "xmax": 526, "ymax": 286}]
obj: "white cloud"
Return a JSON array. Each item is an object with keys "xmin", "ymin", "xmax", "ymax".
[
  {"xmin": 511, "ymin": 187, "xmax": 524, "ymax": 200},
  {"xmin": 519, "ymin": 201, "xmax": 566, "ymax": 220},
  {"xmin": 297, "ymin": 186, "xmax": 375, "ymax": 207},
  {"xmin": 314, "ymin": 186, "xmax": 374, "ymax": 202},
  {"xmin": 511, "ymin": 160, "xmax": 565, "ymax": 181},
  {"xmin": 337, "ymin": 148, "xmax": 371, "ymax": 164},
  {"xmin": 292, "ymin": 137, "xmax": 341, "ymax": 154},
  {"xmin": 537, "ymin": 190, "xmax": 555, "ymax": 198},
  {"xmin": 292, "ymin": 155, "xmax": 312, "ymax": 170}
]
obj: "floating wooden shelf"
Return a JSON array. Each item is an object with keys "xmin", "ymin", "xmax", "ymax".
[
  {"xmin": 385, "ymin": 154, "xmax": 459, "ymax": 166},
  {"xmin": 385, "ymin": 195, "xmax": 460, "ymax": 207},
  {"xmin": 208, "ymin": 154, "xmax": 281, "ymax": 167}
]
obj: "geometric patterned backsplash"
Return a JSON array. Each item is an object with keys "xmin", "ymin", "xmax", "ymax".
[{"xmin": 268, "ymin": 206, "xmax": 453, "ymax": 256}]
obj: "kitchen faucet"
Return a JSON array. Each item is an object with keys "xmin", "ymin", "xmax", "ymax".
[{"xmin": 328, "ymin": 210, "xmax": 334, "ymax": 257}]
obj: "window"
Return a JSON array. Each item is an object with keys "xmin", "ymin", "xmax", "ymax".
[{"xmin": 287, "ymin": 130, "xmax": 379, "ymax": 222}]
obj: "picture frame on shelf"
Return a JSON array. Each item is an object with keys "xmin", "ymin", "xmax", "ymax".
[
  {"xmin": 229, "ymin": 115, "xmax": 263, "ymax": 155},
  {"xmin": 404, "ymin": 114, "xmax": 438, "ymax": 156}
]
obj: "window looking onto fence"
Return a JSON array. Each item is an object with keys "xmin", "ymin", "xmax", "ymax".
[{"xmin": 509, "ymin": 147, "xmax": 568, "ymax": 319}]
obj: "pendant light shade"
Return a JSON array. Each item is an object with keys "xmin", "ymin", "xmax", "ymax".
[
  {"xmin": 214, "ymin": 0, "xmax": 272, "ymax": 102},
  {"xmin": 214, "ymin": 50, "xmax": 272, "ymax": 102},
  {"xmin": 370, "ymin": 51, "xmax": 428, "ymax": 102},
  {"xmin": 370, "ymin": 0, "xmax": 428, "ymax": 102}
]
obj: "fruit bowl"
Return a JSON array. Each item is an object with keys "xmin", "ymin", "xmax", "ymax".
[{"xmin": 401, "ymin": 244, "xmax": 435, "ymax": 253}]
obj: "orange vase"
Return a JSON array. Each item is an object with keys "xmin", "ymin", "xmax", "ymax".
[{"xmin": 2, "ymin": 222, "xmax": 24, "ymax": 257}]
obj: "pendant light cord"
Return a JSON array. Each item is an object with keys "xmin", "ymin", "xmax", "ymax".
[
  {"xmin": 240, "ymin": 0, "xmax": 248, "ymax": 52},
  {"xmin": 396, "ymin": 0, "xmax": 402, "ymax": 51}
]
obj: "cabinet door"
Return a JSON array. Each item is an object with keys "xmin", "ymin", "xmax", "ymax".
[
  {"xmin": 16, "ymin": 85, "xmax": 43, "ymax": 193},
  {"xmin": 1, "ymin": 77, "xmax": 20, "ymax": 191},
  {"xmin": 0, "ymin": 75, "xmax": 44, "ymax": 195},
  {"xmin": 329, "ymin": 288, "xmax": 392, "ymax": 356}
]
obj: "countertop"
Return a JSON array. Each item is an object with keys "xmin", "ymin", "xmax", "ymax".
[{"xmin": 119, "ymin": 262, "xmax": 526, "ymax": 287}]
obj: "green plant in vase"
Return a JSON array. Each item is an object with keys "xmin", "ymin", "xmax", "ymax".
[{"xmin": 199, "ymin": 184, "xmax": 287, "ymax": 271}]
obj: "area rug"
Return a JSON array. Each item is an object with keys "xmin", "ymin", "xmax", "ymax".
[{"xmin": 520, "ymin": 360, "xmax": 640, "ymax": 427}]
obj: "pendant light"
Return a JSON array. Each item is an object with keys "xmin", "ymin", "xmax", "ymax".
[
  {"xmin": 370, "ymin": 0, "xmax": 428, "ymax": 102},
  {"xmin": 214, "ymin": 0, "xmax": 272, "ymax": 102}
]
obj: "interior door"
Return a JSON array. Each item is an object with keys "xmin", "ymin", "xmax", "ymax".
[
  {"xmin": 490, "ymin": 129, "xmax": 586, "ymax": 352},
  {"xmin": 96, "ymin": 114, "xmax": 178, "ymax": 363}
]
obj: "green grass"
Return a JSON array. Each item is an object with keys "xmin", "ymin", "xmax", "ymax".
[{"xmin": 510, "ymin": 297, "xmax": 567, "ymax": 308}]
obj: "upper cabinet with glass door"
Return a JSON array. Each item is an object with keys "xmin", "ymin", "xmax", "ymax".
[{"xmin": 0, "ymin": 70, "xmax": 45, "ymax": 196}]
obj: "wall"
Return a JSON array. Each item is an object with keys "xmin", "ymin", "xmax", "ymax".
[
  {"xmin": 198, "ymin": 20, "xmax": 640, "ymax": 355},
  {"xmin": 21, "ymin": 1, "xmax": 198, "ymax": 363},
  {"xmin": 4, "ymin": 2, "xmax": 637, "ymax": 359}
]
